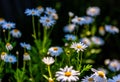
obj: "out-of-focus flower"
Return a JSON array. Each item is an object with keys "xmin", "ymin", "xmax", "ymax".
[
  {"xmin": 25, "ymin": 8, "xmax": 40, "ymax": 16},
  {"xmin": 23, "ymin": 52, "xmax": 31, "ymax": 61},
  {"xmin": 2, "ymin": 22, "xmax": 15, "ymax": 30},
  {"xmin": 10, "ymin": 29, "xmax": 22, "ymax": 38},
  {"xmin": 48, "ymin": 46, "xmax": 63, "ymax": 56},
  {"xmin": 36, "ymin": 6, "xmax": 44, "ymax": 14},
  {"xmin": 20, "ymin": 42, "xmax": 31, "ymax": 50},
  {"xmin": 71, "ymin": 16, "xmax": 85, "ymax": 25},
  {"xmin": 39, "ymin": 15, "xmax": 55, "ymax": 28},
  {"xmin": 63, "ymin": 24, "xmax": 76, "ymax": 33},
  {"xmin": 4, "ymin": 55, "xmax": 17, "ymax": 64},
  {"xmin": 80, "ymin": 37, "xmax": 91, "ymax": 46},
  {"xmin": 68, "ymin": 11, "xmax": 74, "ymax": 17},
  {"xmin": 1, "ymin": 52, "xmax": 8, "ymax": 60},
  {"xmin": 83, "ymin": 16, "xmax": 94, "ymax": 24},
  {"xmin": 108, "ymin": 74, "xmax": 120, "ymax": 82},
  {"xmin": 86, "ymin": 6, "xmax": 100, "ymax": 16},
  {"xmin": 81, "ymin": 75, "xmax": 94, "ymax": 82},
  {"xmin": 45, "ymin": 7, "xmax": 56, "ymax": 16},
  {"xmin": 5, "ymin": 43, "xmax": 13, "ymax": 51},
  {"xmin": 104, "ymin": 59, "xmax": 110, "ymax": 65},
  {"xmin": 91, "ymin": 36, "xmax": 104, "ymax": 45},
  {"xmin": 51, "ymin": 13, "xmax": 58, "ymax": 20},
  {"xmin": 42, "ymin": 57, "xmax": 55, "ymax": 65},
  {"xmin": 65, "ymin": 34, "xmax": 77, "ymax": 41},
  {"xmin": 91, "ymin": 68, "xmax": 107, "ymax": 82},
  {"xmin": 70, "ymin": 42, "xmax": 88, "ymax": 53},
  {"xmin": 97, "ymin": 67, "xmax": 108, "ymax": 75},
  {"xmin": 99, "ymin": 26, "xmax": 105, "ymax": 35},
  {"xmin": 108, "ymin": 59, "xmax": 120, "ymax": 72},
  {"xmin": 105, "ymin": 25, "xmax": 119, "ymax": 34},
  {"xmin": 0, "ymin": 18, "xmax": 6, "ymax": 25},
  {"xmin": 55, "ymin": 66, "xmax": 80, "ymax": 82}
]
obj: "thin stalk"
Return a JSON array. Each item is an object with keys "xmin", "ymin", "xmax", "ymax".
[
  {"xmin": 32, "ymin": 16, "xmax": 36, "ymax": 39},
  {"xmin": 47, "ymin": 65, "xmax": 52, "ymax": 78}
]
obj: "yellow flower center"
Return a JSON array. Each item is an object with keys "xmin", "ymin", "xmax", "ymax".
[
  {"xmin": 91, "ymin": 8, "xmax": 96, "ymax": 13},
  {"xmin": 77, "ymin": 45, "xmax": 82, "ymax": 49},
  {"xmin": 0, "ymin": 18, "xmax": 4, "ymax": 21},
  {"xmin": 88, "ymin": 78, "xmax": 94, "ymax": 82},
  {"xmin": 24, "ymin": 52, "xmax": 29, "ymax": 56},
  {"xmin": 99, "ymin": 26, "xmax": 104, "ymax": 31},
  {"xmin": 13, "ymin": 29, "xmax": 19, "ymax": 32},
  {"xmin": 53, "ymin": 47, "xmax": 58, "ymax": 51},
  {"xmin": 97, "ymin": 71, "xmax": 105, "ymax": 78},
  {"xmin": 37, "ymin": 6, "xmax": 43, "ymax": 10},
  {"xmin": 6, "ymin": 43, "xmax": 10, "ymax": 46},
  {"xmin": 64, "ymin": 71, "xmax": 71, "ymax": 77},
  {"xmin": 1, "ymin": 52, "xmax": 6, "ymax": 56}
]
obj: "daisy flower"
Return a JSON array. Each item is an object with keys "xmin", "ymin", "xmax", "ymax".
[
  {"xmin": 55, "ymin": 66, "xmax": 80, "ymax": 82},
  {"xmin": 39, "ymin": 15, "xmax": 56, "ymax": 28},
  {"xmin": 71, "ymin": 16, "xmax": 85, "ymax": 25},
  {"xmin": 1, "ymin": 52, "xmax": 8, "ymax": 60},
  {"xmin": 10, "ymin": 29, "xmax": 22, "ymax": 38},
  {"xmin": 42, "ymin": 57, "xmax": 55, "ymax": 65},
  {"xmin": 64, "ymin": 34, "xmax": 77, "ymax": 41},
  {"xmin": 99, "ymin": 26, "xmax": 105, "ymax": 35},
  {"xmin": 91, "ymin": 36, "xmax": 104, "ymax": 45},
  {"xmin": 70, "ymin": 42, "xmax": 88, "ymax": 53},
  {"xmin": 82, "ymin": 16, "xmax": 94, "ymax": 24},
  {"xmin": 86, "ymin": 6, "xmax": 100, "ymax": 16},
  {"xmin": 108, "ymin": 74, "xmax": 120, "ymax": 82},
  {"xmin": 108, "ymin": 59, "xmax": 120, "ymax": 72},
  {"xmin": 48, "ymin": 46, "xmax": 63, "ymax": 56},
  {"xmin": 0, "ymin": 18, "xmax": 6, "ymax": 25},
  {"xmin": 25, "ymin": 8, "xmax": 40, "ymax": 16},
  {"xmin": 4, "ymin": 55, "xmax": 17, "ymax": 64},
  {"xmin": 80, "ymin": 37, "xmax": 91, "ymax": 46},
  {"xmin": 36, "ymin": 6, "xmax": 44, "ymax": 15},
  {"xmin": 23, "ymin": 52, "xmax": 31, "ymax": 61},
  {"xmin": 20, "ymin": 42, "xmax": 31, "ymax": 50},
  {"xmin": 5, "ymin": 43, "xmax": 13, "ymax": 51},
  {"xmin": 63, "ymin": 24, "xmax": 76, "ymax": 33},
  {"xmin": 91, "ymin": 68, "xmax": 107, "ymax": 82},
  {"xmin": 105, "ymin": 25, "xmax": 119, "ymax": 34},
  {"xmin": 81, "ymin": 75, "xmax": 94, "ymax": 82},
  {"xmin": 45, "ymin": 7, "xmax": 56, "ymax": 16},
  {"xmin": 2, "ymin": 22, "xmax": 15, "ymax": 30},
  {"xmin": 68, "ymin": 11, "xmax": 74, "ymax": 17}
]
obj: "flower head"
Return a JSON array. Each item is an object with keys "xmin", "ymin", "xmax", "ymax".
[
  {"xmin": 2, "ymin": 22, "xmax": 15, "ymax": 30},
  {"xmin": 36, "ymin": 6, "xmax": 44, "ymax": 14},
  {"xmin": 0, "ymin": 18, "xmax": 6, "ymax": 25},
  {"xmin": 82, "ymin": 16, "xmax": 94, "ymax": 24},
  {"xmin": 68, "ymin": 11, "xmax": 74, "ymax": 17},
  {"xmin": 108, "ymin": 74, "xmax": 120, "ymax": 82},
  {"xmin": 45, "ymin": 7, "xmax": 56, "ymax": 16},
  {"xmin": 70, "ymin": 42, "xmax": 88, "ymax": 53},
  {"xmin": 39, "ymin": 15, "xmax": 56, "ymax": 28},
  {"xmin": 48, "ymin": 46, "xmax": 63, "ymax": 56},
  {"xmin": 5, "ymin": 43, "xmax": 13, "ymax": 51},
  {"xmin": 105, "ymin": 25, "xmax": 119, "ymax": 34},
  {"xmin": 42, "ymin": 57, "xmax": 55, "ymax": 65},
  {"xmin": 86, "ymin": 6, "xmax": 100, "ymax": 16},
  {"xmin": 25, "ymin": 8, "xmax": 40, "ymax": 16},
  {"xmin": 80, "ymin": 37, "xmax": 91, "ymax": 46},
  {"xmin": 4, "ymin": 55, "xmax": 17, "ymax": 63},
  {"xmin": 63, "ymin": 24, "xmax": 76, "ymax": 33},
  {"xmin": 10, "ymin": 29, "xmax": 22, "ymax": 38},
  {"xmin": 23, "ymin": 52, "xmax": 31, "ymax": 61},
  {"xmin": 91, "ymin": 36, "xmax": 104, "ymax": 45},
  {"xmin": 55, "ymin": 66, "xmax": 80, "ymax": 82},
  {"xmin": 65, "ymin": 34, "xmax": 77, "ymax": 41},
  {"xmin": 20, "ymin": 42, "xmax": 31, "ymax": 50},
  {"xmin": 71, "ymin": 16, "xmax": 85, "ymax": 25},
  {"xmin": 81, "ymin": 75, "xmax": 94, "ymax": 82},
  {"xmin": 99, "ymin": 26, "xmax": 105, "ymax": 35},
  {"xmin": 1, "ymin": 52, "xmax": 8, "ymax": 60}
]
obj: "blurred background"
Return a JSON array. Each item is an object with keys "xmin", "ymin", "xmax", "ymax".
[{"xmin": 0, "ymin": 0, "xmax": 120, "ymax": 65}]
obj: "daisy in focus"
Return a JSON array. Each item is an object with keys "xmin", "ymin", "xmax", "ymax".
[
  {"xmin": 48, "ymin": 46, "xmax": 63, "ymax": 56},
  {"xmin": 70, "ymin": 42, "xmax": 88, "ymax": 53},
  {"xmin": 42, "ymin": 57, "xmax": 55, "ymax": 65},
  {"xmin": 55, "ymin": 66, "xmax": 80, "ymax": 82},
  {"xmin": 86, "ymin": 6, "xmax": 100, "ymax": 16}
]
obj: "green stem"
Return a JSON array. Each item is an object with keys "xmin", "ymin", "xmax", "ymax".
[
  {"xmin": 32, "ymin": 16, "xmax": 36, "ymax": 39},
  {"xmin": 29, "ymin": 61, "xmax": 34, "ymax": 82},
  {"xmin": 79, "ymin": 52, "xmax": 83, "ymax": 71},
  {"xmin": 37, "ymin": 19, "xmax": 41, "ymax": 39},
  {"xmin": 47, "ymin": 65, "xmax": 52, "ymax": 78},
  {"xmin": 42, "ymin": 27, "xmax": 47, "ymax": 53},
  {"xmin": 8, "ymin": 29, "xmax": 11, "ymax": 42}
]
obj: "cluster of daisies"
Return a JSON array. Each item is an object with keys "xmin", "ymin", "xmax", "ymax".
[{"xmin": 0, "ymin": 5, "xmax": 120, "ymax": 82}]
